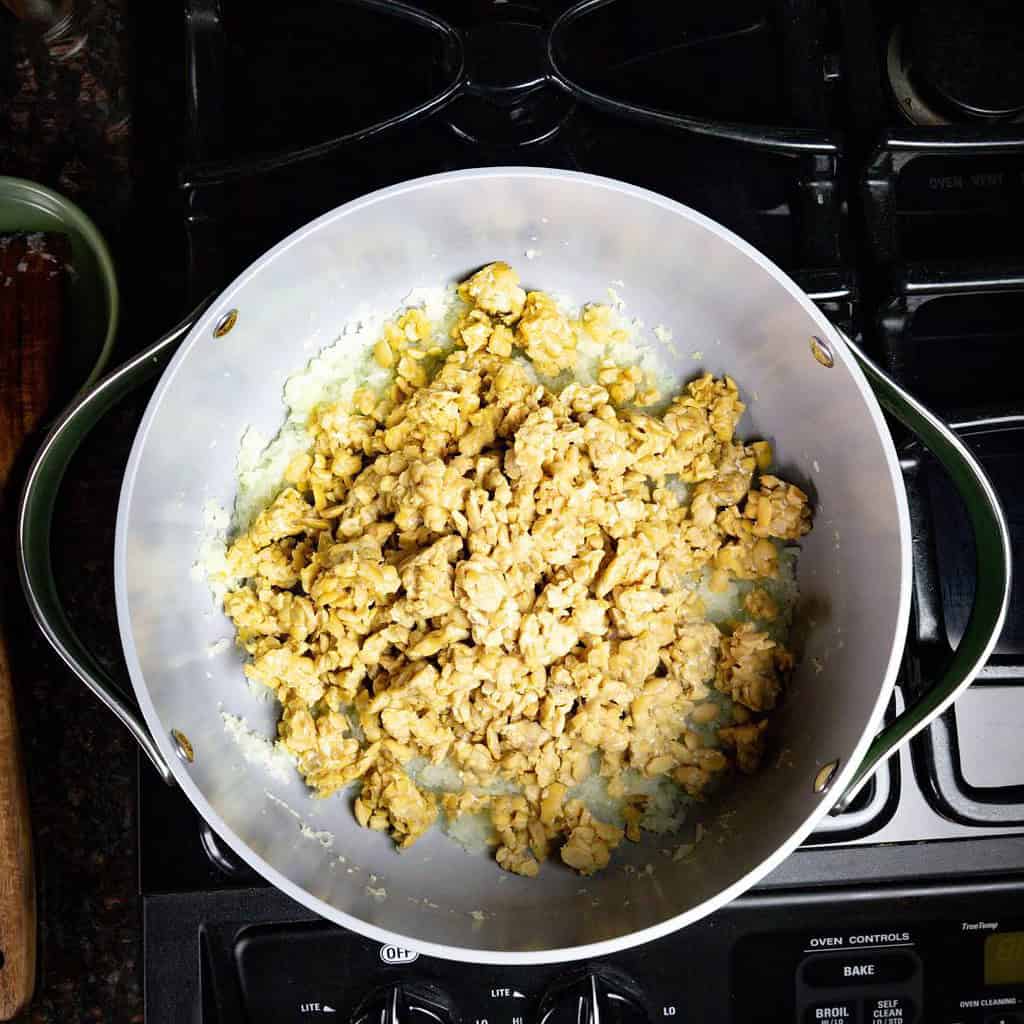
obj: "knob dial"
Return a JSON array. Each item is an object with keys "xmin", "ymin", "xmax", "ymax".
[
  {"xmin": 538, "ymin": 971, "xmax": 650, "ymax": 1024},
  {"xmin": 352, "ymin": 983, "xmax": 456, "ymax": 1024}
]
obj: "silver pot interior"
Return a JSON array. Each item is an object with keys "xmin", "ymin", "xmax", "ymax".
[{"xmin": 115, "ymin": 169, "xmax": 909, "ymax": 961}]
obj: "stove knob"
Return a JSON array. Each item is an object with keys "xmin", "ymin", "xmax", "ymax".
[
  {"xmin": 538, "ymin": 971, "xmax": 650, "ymax": 1024},
  {"xmin": 352, "ymin": 983, "xmax": 457, "ymax": 1024}
]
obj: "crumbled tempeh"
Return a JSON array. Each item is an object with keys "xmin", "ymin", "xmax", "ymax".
[
  {"xmin": 715, "ymin": 624, "xmax": 793, "ymax": 712},
  {"xmin": 219, "ymin": 261, "xmax": 813, "ymax": 876},
  {"xmin": 718, "ymin": 719, "xmax": 770, "ymax": 774}
]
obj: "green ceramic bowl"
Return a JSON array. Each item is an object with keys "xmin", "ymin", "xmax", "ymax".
[{"xmin": 0, "ymin": 175, "xmax": 119, "ymax": 389}]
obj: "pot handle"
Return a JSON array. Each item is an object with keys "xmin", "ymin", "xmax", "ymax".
[
  {"xmin": 16, "ymin": 299, "xmax": 214, "ymax": 786},
  {"xmin": 829, "ymin": 336, "xmax": 1013, "ymax": 813}
]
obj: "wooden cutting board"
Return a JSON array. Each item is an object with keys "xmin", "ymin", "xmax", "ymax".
[{"xmin": 0, "ymin": 231, "xmax": 70, "ymax": 1021}]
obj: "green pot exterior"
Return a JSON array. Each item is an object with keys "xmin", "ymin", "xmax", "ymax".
[{"xmin": 0, "ymin": 175, "xmax": 119, "ymax": 390}]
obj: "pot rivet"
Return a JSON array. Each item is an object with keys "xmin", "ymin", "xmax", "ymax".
[
  {"xmin": 171, "ymin": 729, "xmax": 195, "ymax": 764},
  {"xmin": 814, "ymin": 759, "xmax": 840, "ymax": 793},
  {"xmin": 213, "ymin": 309, "xmax": 238, "ymax": 338},
  {"xmin": 810, "ymin": 335, "xmax": 835, "ymax": 368}
]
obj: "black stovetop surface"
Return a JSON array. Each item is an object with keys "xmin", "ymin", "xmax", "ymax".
[{"xmin": 123, "ymin": 0, "xmax": 1024, "ymax": 1019}]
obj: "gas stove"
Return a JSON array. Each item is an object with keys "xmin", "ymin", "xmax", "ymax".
[{"xmin": 116, "ymin": 1, "xmax": 1024, "ymax": 1021}]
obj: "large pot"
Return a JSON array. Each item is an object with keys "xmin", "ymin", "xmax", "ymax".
[{"xmin": 17, "ymin": 169, "xmax": 1011, "ymax": 964}]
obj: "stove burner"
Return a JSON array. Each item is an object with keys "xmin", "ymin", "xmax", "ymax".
[
  {"xmin": 888, "ymin": 1, "xmax": 1024, "ymax": 125},
  {"xmin": 446, "ymin": 19, "xmax": 574, "ymax": 146}
]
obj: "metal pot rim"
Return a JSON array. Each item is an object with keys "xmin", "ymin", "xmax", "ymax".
[{"xmin": 113, "ymin": 167, "xmax": 914, "ymax": 964}]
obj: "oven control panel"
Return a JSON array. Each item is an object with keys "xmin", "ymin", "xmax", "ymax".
[
  {"xmin": 228, "ymin": 915, "xmax": 1024, "ymax": 1024},
  {"xmin": 798, "ymin": 939, "xmax": 922, "ymax": 1023},
  {"xmin": 161, "ymin": 880, "xmax": 1024, "ymax": 1024},
  {"xmin": 732, "ymin": 921, "xmax": 1024, "ymax": 1023}
]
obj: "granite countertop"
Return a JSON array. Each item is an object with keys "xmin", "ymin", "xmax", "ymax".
[{"xmin": 2, "ymin": 2, "xmax": 144, "ymax": 1019}]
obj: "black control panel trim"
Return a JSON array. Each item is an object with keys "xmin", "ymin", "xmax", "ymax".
[
  {"xmin": 760, "ymin": 836, "xmax": 1024, "ymax": 891},
  {"xmin": 144, "ymin": 872, "xmax": 1024, "ymax": 1024}
]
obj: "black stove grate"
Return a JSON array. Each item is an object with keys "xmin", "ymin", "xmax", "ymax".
[
  {"xmin": 547, "ymin": 0, "xmax": 838, "ymax": 154},
  {"xmin": 177, "ymin": 0, "xmax": 850, "ymax": 306},
  {"xmin": 137, "ymin": 0, "xmax": 881, "ymax": 898},
  {"xmin": 124, "ymin": 3, "xmax": 1024, "ymax": 1018},
  {"xmin": 843, "ymin": 1, "xmax": 1024, "ymax": 276},
  {"xmin": 869, "ymin": 260, "xmax": 1024, "ymax": 825},
  {"xmin": 135, "ymin": 0, "xmax": 1024, "ymax": 896}
]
